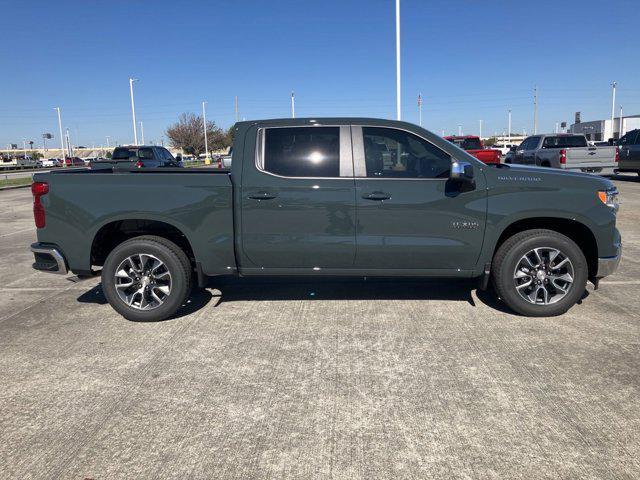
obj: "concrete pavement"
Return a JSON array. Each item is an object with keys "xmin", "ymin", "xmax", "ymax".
[{"xmin": 0, "ymin": 178, "xmax": 639, "ymax": 479}]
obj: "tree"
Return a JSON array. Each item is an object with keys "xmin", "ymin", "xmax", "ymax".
[{"xmin": 165, "ymin": 113, "xmax": 230, "ymax": 157}]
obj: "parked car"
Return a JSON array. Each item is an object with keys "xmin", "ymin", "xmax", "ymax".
[
  {"xmin": 91, "ymin": 146, "xmax": 181, "ymax": 170},
  {"xmin": 30, "ymin": 118, "xmax": 620, "ymax": 321},
  {"xmin": 509, "ymin": 134, "xmax": 618, "ymax": 175},
  {"xmin": 40, "ymin": 158, "xmax": 61, "ymax": 168},
  {"xmin": 615, "ymin": 129, "xmax": 640, "ymax": 176},
  {"xmin": 64, "ymin": 157, "xmax": 85, "ymax": 167},
  {"xmin": 444, "ymin": 136, "xmax": 501, "ymax": 164},
  {"xmin": 493, "ymin": 143, "xmax": 518, "ymax": 156}
]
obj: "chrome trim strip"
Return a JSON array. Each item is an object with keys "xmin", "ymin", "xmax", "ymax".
[
  {"xmin": 351, "ymin": 126, "xmax": 366, "ymax": 177},
  {"xmin": 339, "ymin": 126, "xmax": 353, "ymax": 177},
  {"xmin": 30, "ymin": 244, "xmax": 68, "ymax": 275}
]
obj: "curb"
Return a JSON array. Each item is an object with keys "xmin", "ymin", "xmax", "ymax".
[{"xmin": 0, "ymin": 184, "xmax": 31, "ymax": 191}]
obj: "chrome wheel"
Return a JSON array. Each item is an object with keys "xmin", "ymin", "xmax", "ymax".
[
  {"xmin": 513, "ymin": 247, "xmax": 574, "ymax": 305},
  {"xmin": 114, "ymin": 254, "xmax": 172, "ymax": 310}
]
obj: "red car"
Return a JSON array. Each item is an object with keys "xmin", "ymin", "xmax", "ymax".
[
  {"xmin": 63, "ymin": 157, "xmax": 85, "ymax": 167},
  {"xmin": 445, "ymin": 136, "xmax": 501, "ymax": 164}
]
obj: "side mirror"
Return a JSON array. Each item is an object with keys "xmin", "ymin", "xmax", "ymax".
[{"xmin": 450, "ymin": 160, "xmax": 474, "ymax": 183}]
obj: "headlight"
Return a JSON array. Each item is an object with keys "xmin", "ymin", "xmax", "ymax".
[{"xmin": 598, "ymin": 188, "xmax": 619, "ymax": 211}]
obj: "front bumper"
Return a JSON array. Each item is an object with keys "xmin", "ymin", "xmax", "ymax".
[
  {"xmin": 596, "ymin": 242, "xmax": 621, "ymax": 278},
  {"xmin": 30, "ymin": 243, "xmax": 68, "ymax": 275}
]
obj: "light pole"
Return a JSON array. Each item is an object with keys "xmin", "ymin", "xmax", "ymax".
[
  {"xmin": 620, "ymin": 105, "xmax": 624, "ymax": 137},
  {"xmin": 129, "ymin": 77, "xmax": 139, "ymax": 145},
  {"xmin": 291, "ymin": 91, "xmax": 295, "ymax": 118},
  {"xmin": 395, "ymin": 0, "xmax": 401, "ymax": 120},
  {"xmin": 610, "ymin": 81, "xmax": 616, "ymax": 140},
  {"xmin": 458, "ymin": 124, "xmax": 462, "ymax": 136},
  {"xmin": 508, "ymin": 109, "xmax": 512, "ymax": 145},
  {"xmin": 54, "ymin": 107, "xmax": 65, "ymax": 164},
  {"xmin": 140, "ymin": 121, "xmax": 145, "ymax": 144},
  {"xmin": 202, "ymin": 101, "xmax": 210, "ymax": 164},
  {"xmin": 106, "ymin": 136, "xmax": 110, "ymax": 148},
  {"xmin": 533, "ymin": 86, "xmax": 538, "ymax": 134}
]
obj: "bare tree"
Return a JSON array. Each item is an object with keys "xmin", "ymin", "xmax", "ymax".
[{"xmin": 166, "ymin": 113, "xmax": 230, "ymax": 157}]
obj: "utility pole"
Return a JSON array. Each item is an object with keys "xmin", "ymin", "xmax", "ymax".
[
  {"xmin": 418, "ymin": 94, "xmax": 422, "ymax": 126},
  {"xmin": 479, "ymin": 119, "xmax": 482, "ymax": 138},
  {"xmin": 508, "ymin": 109, "xmax": 512, "ymax": 145},
  {"xmin": 129, "ymin": 77, "xmax": 139, "ymax": 145},
  {"xmin": 235, "ymin": 95, "xmax": 239, "ymax": 122},
  {"xmin": 395, "ymin": 0, "xmax": 401, "ymax": 120},
  {"xmin": 610, "ymin": 81, "xmax": 616, "ymax": 140},
  {"xmin": 533, "ymin": 86, "xmax": 538, "ymax": 134},
  {"xmin": 54, "ymin": 107, "xmax": 65, "ymax": 164},
  {"xmin": 65, "ymin": 128, "xmax": 72, "ymax": 157},
  {"xmin": 620, "ymin": 105, "xmax": 624, "ymax": 137},
  {"xmin": 291, "ymin": 91, "xmax": 295, "ymax": 118},
  {"xmin": 140, "ymin": 122, "xmax": 145, "ymax": 144},
  {"xmin": 202, "ymin": 101, "xmax": 209, "ymax": 163}
]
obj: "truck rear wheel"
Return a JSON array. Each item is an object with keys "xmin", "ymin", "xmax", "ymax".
[
  {"xmin": 492, "ymin": 229, "xmax": 587, "ymax": 317},
  {"xmin": 101, "ymin": 236, "xmax": 192, "ymax": 321}
]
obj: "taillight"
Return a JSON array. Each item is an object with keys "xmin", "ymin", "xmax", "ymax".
[
  {"xmin": 615, "ymin": 147, "xmax": 620, "ymax": 163},
  {"xmin": 559, "ymin": 149, "xmax": 566, "ymax": 164},
  {"xmin": 32, "ymin": 181, "xmax": 49, "ymax": 228},
  {"xmin": 136, "ymin": 160, "xmax": 143, "ymax": 168}
]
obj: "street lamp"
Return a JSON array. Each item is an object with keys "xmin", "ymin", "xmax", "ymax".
[
  {"xmin": 202, "ymin": 101, "xmax": 210, "ymax": 164},
  {"xmin": 129, "ymin": 77, "xmax": 139, "ymax": 145},
  {"xmin": 54, "ymin": 107, "xmax": 65, "ymax": 165}
]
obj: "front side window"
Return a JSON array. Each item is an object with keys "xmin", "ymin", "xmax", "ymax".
[
  {"xmin": 262, "ymin": 127, "xmax": 340, "ymax": 177},
  {"xmin": 362, "ymin": 127, "xmax": 450, "ymax": 179}
]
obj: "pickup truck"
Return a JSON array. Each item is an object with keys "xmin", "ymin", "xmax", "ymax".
[
  {"xmin": 92, "ymin": 146, "xmax": 181, "ymax": 170},
  {"xmin": 29, "ymin": 118, "xmax": 621, "ymax": 321},
  {"xmin": 508, "ymin": 134, "xmax": 618, "ymax": 175},
  {"xmin": 444, "ymin": 136, "xmax": 501, "ymax": 164}
]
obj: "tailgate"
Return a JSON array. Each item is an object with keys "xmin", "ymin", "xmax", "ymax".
[{"xmin": 566, "ymin": 147, "xmax": 616, "ymax": 171}]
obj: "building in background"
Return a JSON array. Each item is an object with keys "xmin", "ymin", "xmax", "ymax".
[{"xmin": 570, "ymin": 115, "xmax": 640, "ymax": 142}]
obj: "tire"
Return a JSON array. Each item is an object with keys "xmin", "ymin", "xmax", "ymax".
[
  {"xmin": 492, "ymin": 229, "xmax": 587, "ymax": 317},
  {"xmin": 101, "ymin": 235, "xmax": 192, "ymax": 321}
]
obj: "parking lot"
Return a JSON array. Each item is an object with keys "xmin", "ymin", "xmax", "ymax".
[{"xmin": 0, "ymin": 176, "xmax": 638, "ymax": 478}]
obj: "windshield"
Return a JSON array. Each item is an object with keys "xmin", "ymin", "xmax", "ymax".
[{"xmin": 448, "ymin": 138, "xmax": 482, "ymax": 150}]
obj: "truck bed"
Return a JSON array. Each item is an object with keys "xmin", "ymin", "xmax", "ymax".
[{"xmin": 33, "ymin": 168, "xmax": 236, "ymax": 276}]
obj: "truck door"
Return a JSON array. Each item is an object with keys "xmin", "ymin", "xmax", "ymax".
[
  {"xmin": 240, "ymin": 125, "xmax": 356, "ymax": 270},
  {"xmin": 352, "ymin": 125, "xmax": 486, "ymax": 272},
  {"xmin": 618, "ymin": 130, "xmax": 640, "ymax": 170}
]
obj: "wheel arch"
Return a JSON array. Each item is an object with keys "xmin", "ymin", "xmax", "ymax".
[
  {"xmin": 492, "ymin": 217, "xmax": 598, "ymax": 278},
  {"xmin": 91, "ymin": 218, "xmax": 196, "ymax": 271}
]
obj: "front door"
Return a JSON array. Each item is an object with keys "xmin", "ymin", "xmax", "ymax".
[
  {"xmin": 352, "ymin": 125, "xmax": 486, "ymax": 272},
  {"xmin": 241, "ymin": 125, "xmax": 356, "ymax": 270},
  {"xmin": 618, "ymin": 130, "xmax": 640, "ymax": 170}
]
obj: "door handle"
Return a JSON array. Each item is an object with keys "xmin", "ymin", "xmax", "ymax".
[
  {"xmin": 362, "ymin": 191, "xmax": 391, "ymax": 201},
  {"xmin": 248, "ymin": 192, "xmax": 277, "ymax": 200}
]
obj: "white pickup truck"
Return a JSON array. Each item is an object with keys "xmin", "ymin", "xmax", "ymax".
[{"xmin": 508, "ymin": 134, "xmax": 617, "ymax": 175}]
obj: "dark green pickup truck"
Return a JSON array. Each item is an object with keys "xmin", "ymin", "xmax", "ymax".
[{"xmin": 30, "ymin": 118, "xmax": 621, "ymax": 320}]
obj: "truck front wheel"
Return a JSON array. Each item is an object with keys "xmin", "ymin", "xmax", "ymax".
[
  {"xmin": 101, "ymin": 236, "xmax": 192, "ymax": 321},
  {"xmin": 492, "ymin": 229, "xmax": 588, "ymax": 317}
]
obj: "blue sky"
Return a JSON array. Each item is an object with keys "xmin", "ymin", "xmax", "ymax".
[{"xmin": 1, "ymin": 0, "xmax": 639, "ymax": 147}]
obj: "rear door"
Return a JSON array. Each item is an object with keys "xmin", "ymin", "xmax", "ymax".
[
  {"xmin": 241, "ymin": 125, "xmax": 356, "ymax": 270},
  {"xmin": 352, "ymin": 125, "xmax": 486, "ymax": 272}
]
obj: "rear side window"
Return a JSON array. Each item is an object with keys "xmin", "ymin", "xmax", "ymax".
[
  {"xmin": 262, "ymin": 127, "xmax": 340, "ymax": 177},
  {"xmin": 618, "ymin": 131, "xmax": 639, "ymax": 146},
  {"xmin": 448, "ymin": 137, "xmax": 482, "ymax": 150},
  {"xmin": 363, "ymin": 127, "xmax": 450, "ymax": 179},
  {"xmin": 112, "ymin": 148, "xmax": 135, "ymax": 160},
  {"xmin": 542, "ymin": 136, "xmax": 587, "ymax": 148}
]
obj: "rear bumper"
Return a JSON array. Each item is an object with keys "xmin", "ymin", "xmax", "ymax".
[
  {"xmin": 30, "ymin": 243, "xmax": 68, "ymax": 275},
  {"xmin": 596, "ymin": 240, "xmax": 621, "ymax": 278}
]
